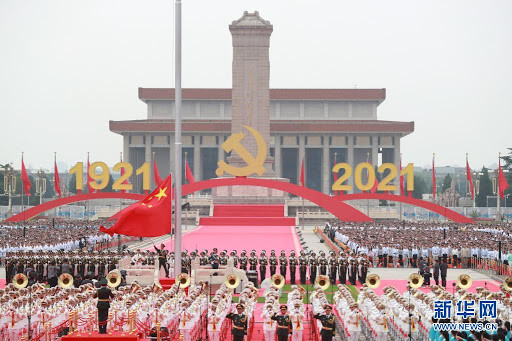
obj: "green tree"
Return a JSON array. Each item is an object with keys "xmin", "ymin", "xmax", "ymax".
[
  {"xmin": 412, "ymin": 175, "xmax": 428, "ymax": 199},
  {"xmin": 476, "ymin": 167, "xmax": 493, "ymax": 207},
  {"xmin": 441, "ymin": 174, "xmax": 453, "ymax": 193}
]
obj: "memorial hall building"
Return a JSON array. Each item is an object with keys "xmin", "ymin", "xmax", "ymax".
[{"xmin": 109, "ymin": 87, "xmax": 414, "ymax": 194}]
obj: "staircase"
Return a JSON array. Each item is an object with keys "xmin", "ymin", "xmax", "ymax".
[{"xmin": 199, "ymin": 205, "xmax": 295, "ymax": 226}]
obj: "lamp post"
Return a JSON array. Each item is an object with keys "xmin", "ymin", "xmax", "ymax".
[
  {"xmin": 35, "ymin": 169, "xmax": 46, "ymax": 205},
  {"xmin": 2, "ymin": 164, "xmax": 17, "ymax": 217}
]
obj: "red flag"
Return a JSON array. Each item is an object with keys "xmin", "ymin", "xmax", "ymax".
[
  {"xmin": 499, "ymin": 157, "xmax": 510, "ymax": 199},
  {"xmin": 466, "ymin": 155, "xmax": 474, "ymax": 199},
  {"xmin": 432, "ymin": 154, "xmax": 436, "ymax": 200},
  {"xmin": 100, "ymin": 175, "xmax": 172, "ymax": 237},
  {"xmin": 21, "ymin": 155, "xmax": 31, "ymax": 196},
  {"xmin": 185, "ymin": 159, "xmax": 195, "ymax": 183},
  {"xmin": 54, "ymin": 157, "xmax": 61, "ymax": 197},
  {"xmin": 153, "ymin": 159, "xmax": 163, "ymax": 186},
  {"xmin": 399, "ymin": 157, "xmax": 405, "ymax": 196},
  {"xmin": 87, "ymin": 155, "xmax": 94, "ymax": 194},
  {"xmin": 299, "ymin": 157, "xmax": 305, "ymax": 187}
]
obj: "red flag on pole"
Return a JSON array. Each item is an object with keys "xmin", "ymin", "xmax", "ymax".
[
  {"xmin": 399, "ymin": 156, "xmax": 405, "ymax": 196},
  {"xmin": 54, "ymin": 154, "xmax": 61, "ymax": 197},
  {"xmin": 21, "ymin": 155, "xmax": 31, "ymax": 196},
  {"xmin": 100, "ymin": 175, "xmax": 172, "ymax": 237},
  {"xmin": 299, "ymin": 157, "xmax": 305, "ymax": 187},
  {"xmin": 153, "ymin": 159, "xmax": 163, "ymax": 187},
  {"xmin": 87, "ymin": 154, "xmax": 94, "ymax": 194},
  {"xmin": 432, "ymin": 154, "xmax": 436, "ymax": 200},
  {"xmin": 499, "ymin": 156, "xmax": 510, "ymax": 199},
  {"xmin": 466, "ymin": 155, "xmax": 475, "ymax": 199},
  {"xmin": 185, "ymin": 159, "xmax": 195, "ymax": 183}
]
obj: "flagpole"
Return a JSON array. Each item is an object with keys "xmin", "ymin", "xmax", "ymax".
[
  {"xmin": 21, "ymin": 152, "xmax": 25, "ymax": 222},
  {"xmin": 497, "ymin": 153, "xmax": 502, "ymax": 221},
  {"xmin": 174, "ymin": 0, "xmax": 183, "ymax": 277}
]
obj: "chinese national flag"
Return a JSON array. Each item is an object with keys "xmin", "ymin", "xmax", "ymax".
[
  {"xmin": 100, "ymin": 175, "xmax": 172, "ymax": 237},
  {"xmin": 499, "ymin": 158, "xmax": 510, "ymax": 199},
  {"xmin": 299, "ymin": 157, "xmax": 305, "ymax": 187},
  {"xmin": 466, "ymin": 156, "xmax": 475, "ymax": 199},
  {"xmin": 185, "ymin": 159, "xmax": 195, "ymax": 183},
  {"xmin": 153, "ymin": 159, "xmax": 163, "ymax": 186},
  {"xmin": 21, "ymin": 156, "xmax": 31, "ymax": 196},
  {"xmin": 54, "ymin": 160, "xmax": 62, "ymax": 197}
]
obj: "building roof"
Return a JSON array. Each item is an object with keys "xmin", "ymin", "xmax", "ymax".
[
  {"xmin": 109, "ymin": 119, "xmax": 413, "ymax": 136},
  {"xmin": 138, "ymin": 88, "xmax": 386, "ymax": 103}
]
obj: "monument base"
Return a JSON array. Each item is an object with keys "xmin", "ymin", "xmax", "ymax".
[{"xmin": 212, "ymin": 176, "xmax": 289, "ymax": 205}]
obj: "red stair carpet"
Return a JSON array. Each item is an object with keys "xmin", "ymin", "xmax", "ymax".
[{"xmin": 200, "ymin": 205, "xmax": 295, "ymax": 226}]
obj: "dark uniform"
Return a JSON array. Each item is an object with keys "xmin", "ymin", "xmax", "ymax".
[
  {"xmin": 226, "ymin": 306, "xmax": 248, "ymax": 341},
  {"xmin": 259, "ymin": 252, "xmax": 268, "ymax": 283},
  {"xmin": 299, "ymin": 252, "xmax": 308, "ymax": 285},
  {"xmin": 359, "ymin": 259, "xmax": 369, "ymax": 284},
  {"xmin": 239, "ymin": 252, "xmax": 248, "ymax": 271},
  {"xmin": 249, "ymin": 252, "xmax": 258, "ymax": 271},
  {"xmin": 93, "ymin": 279, "xmax": 114, "ymax": 334},
  {"xmin": 328, "ymin": 252, "xmax": 338, "ymax": 285},
  {"xmin": 309, "ymin": 254, "xmax": 318, "ymax": 285},
  {"xmin": 319, "ymin": 252, "xmax": 328, "ymax": 276},
  {"xmin": 271, "ymin": 308, "xmax": 293, "ymax": 341},
  {"xmin": 269, "ymin": 251, "xmax": 278, "ymax": 277},
  {"xmin": 348, "ymin": 259, "xmax": 358, "ymax": 285},
  {"xmin": 314, "ymin": 310, "xmax": 336, "ymax": 341},
  {"xmin": 279, "ymin": 251, "xmax": 288, "ymax": 278},
  {"xmin": 154, "ymin": 245, "xmax": 169, "ymax": 277},
  {"xmin": 289, "ymin": 251, "xmax": 298, "ymax": 285}
]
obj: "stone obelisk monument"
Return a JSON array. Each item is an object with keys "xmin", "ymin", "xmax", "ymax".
[
  {"xmin": 228, "ymin": 11, "xmax": 274, "ymax": 174},
  {"xmin": 213, "ymin": 11, "xmax": 288, "ymax": 204}
]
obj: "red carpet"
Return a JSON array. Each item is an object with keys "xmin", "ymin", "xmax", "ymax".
[
  {"xmin": 355, "ymin": 279, "xmax": 502, "ymax": 295},
  {"xmin": 200, "ymin": 204, "xmax": 295, "ymax": 226},
  {"xmin": 158, "ymin": 225, "xmax": 301, "ymax": 255}
]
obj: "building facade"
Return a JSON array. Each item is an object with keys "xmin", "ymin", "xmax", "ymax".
[{"xmin": 110, "ymin": 87, "xmax": 414, "ymax": 194}]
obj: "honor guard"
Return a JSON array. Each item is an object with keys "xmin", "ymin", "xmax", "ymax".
[
  {"xmin": 313, "ymin": 305, "xmax": 336, "ymax": 341},
  {"xmin": 269, "ymin": 250, "xmax": 278, "ymax": 277},
  {"xmin": 199, "ymin": 251, "xmax": 209, "ymax": 266},
  {"xmin": 328, "ymin": 251, "xmax": 338, "ymax": 284},
  {"xmin": 230, "ymin": 251, "xmax": 239, "ymax": 267},
  {"xmin": 289, "ymin": 251, "xmax": 298, "ymax": 285},
  {"xmin": 279, "ymin": 250, "xmax": 288, "ymax": 278},
  {"xmin": 348, "ymin": 258, "xmax": 358, "ymax": 285},
  {"xmin": 338, "ymin": 255, "xmax": 347, "ymax": 285},
  {"xmin": 249, "ymin": 251, "xmax": 258, "ymax": 271},
  {"xmin": 299, "ymin": 251, "xmax": 308, "ymax": 285},
  {"xmin": 309, "ymin": 252, "xmax": 318, "ymax": 285},
  {"xmin": 271, "ymin": 305, "xmax": 293, "ymax": 341},
  {"xmin": 259, "ymin": 251, "xmax": 268, "ymax": 283},
  {"xmin": 93, "ymin": 278, "xmax": 114, "ymax": 334},
  {"xmin": 226, "ymin": 304, "xmax": 248, "ymax": 341},
  {"xmin": 319, "ymin": 251, "xmax": 328, "ymax": 276},
  {"xmin": 239, "ymin": 251, "xmax": 248, "ymax": 271},
  {"xmin": 219, "ymin": 251, "xmax": 228, "ymax": 266},
  {"xmin": 359, "ymin": 258, "xmax": 369, "ymax": 284}
]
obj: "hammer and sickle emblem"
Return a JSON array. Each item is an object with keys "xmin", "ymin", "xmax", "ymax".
[{"xmin": 215, "ymin": 126, "xmax": 267, "ymax": 177}]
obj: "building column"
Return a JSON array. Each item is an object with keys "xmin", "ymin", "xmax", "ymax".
[
  {"xmin": 218, "ymin": 134, "xmax": 224, "ymax": 166},
  {"xmin": 372, "ymin": 137, "xmax": 378, "ymax": 167},
  {"xmin": 347, "ymin": 135, "xmax": 354, "ymax": 194},
  {"xmin": 274, "ymin": 135, "xmax": 281, "ymax": 177},
  {"xmin": 145, "ymin": 134, "xmax": 152, "ymax": 164},
  {"xmin": 394, "ymin": 137, "xmax": 401, "ymax": 195},
  {"xmin": 123, "ymin": 134, "xmax": 130, "ymax": 163},
  {"xmin": 194, "ymin": 134, "xmax": 201, "ymax": 181},
  {"xmin": 322, "ymin": 143, "xmax": 329, "ymax": 194},
  {"xmin": 298, "ymin": 135, "xmax": 305, "ymax": 183}
]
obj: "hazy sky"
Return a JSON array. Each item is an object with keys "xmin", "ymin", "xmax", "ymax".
[{"xmin": 1, "ymin": 0, "xmax": 510, "ymax": 172}]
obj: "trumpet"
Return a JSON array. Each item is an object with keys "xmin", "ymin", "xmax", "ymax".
[
  {"xmin": 58, "ymin": 273, "xmax": 74, "ymax": 288},
  {"xmin": 366, "ymin": 274, "xmax": 381, "ymax": 289},
  {"xmin": 225, "ymin": 274, "xmax": 240, "ymax": 289},
  {"xmin": 271, "ymin": 274, "xmax": 285, "ymax": 289},
  {"xmin": 503, "ymin": 277, "xmax": 512, "ymax": 292},
  {"xmin": 106, "ymin": 269, "xmax": 122, "ymax": 288},
  {"xmin": 177, "ymin": 273, "xmax": 191, "ymax": 288},
  {"xmin": 408, "ymin": 273, "xmax": 424, "ymax": 289},
  {"xmin": 456, "ymin": 274, "xmax": 472, "ymax": 290},
  {"xmin": 315, "ymin": 275, "xmax": 330, "ymax": 291},
  {"xmin": 12, "ymin": 273, "xmax": 28, "ymax": 289}
]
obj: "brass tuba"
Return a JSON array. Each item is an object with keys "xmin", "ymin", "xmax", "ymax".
[
  {"xmin": 315, "ymin": 275, "xmax": 330, "ymax": 291},
  {"xmin": 456, "ymin": 274, "xmax": 472, "ymax": 290},
  {"xmin": 408, "ymin": 273, "xmax": 424, "ymax": 289},
  {"xmin": 225, "ymin": 274, "xmax": 240, "ymax": 289},
  {"xmin": 12, "ymin": 273, "xmax": 28, "ymax": 289},
  {"xmin": 106, "ymin": 270, "xmax": 122, "ymax": 288},
  {"xmin": 58, "ymin": 273, "xmax": 74, "ymax": 288},
  {"xmin": 503, "ymin": 277, "xmax": 512, "ymax": 291},
  {"xmin": 271, "ymin": 274, "xmax": 285, "ymax": 289},
  {"xmin": 177, "ymin": 273, "xmax": 191, "ymax": 288},
  {"xmin": 366, "ymin": 274, "xmax": 381, "ymax": 289}
]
